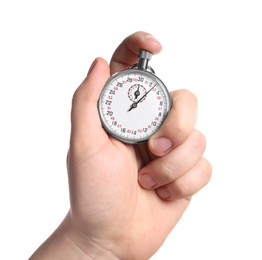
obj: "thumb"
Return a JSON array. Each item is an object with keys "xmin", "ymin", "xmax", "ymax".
[{"xmin": 70, "ymin": 58, "xmax": 110, "ymax": 154}]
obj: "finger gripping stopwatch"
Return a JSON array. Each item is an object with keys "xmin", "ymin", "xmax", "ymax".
[{"xmin": 98, "ymin": 49, "xmax": 172, "ymax": 144}]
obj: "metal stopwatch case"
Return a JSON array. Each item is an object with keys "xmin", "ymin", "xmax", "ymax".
[{"xmin": 98, "ymin": 49, "xmax": 172, "ymax": 144}]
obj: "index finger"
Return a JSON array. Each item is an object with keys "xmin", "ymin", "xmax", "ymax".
[
  {"xmin": 149, "ymin": 89, "xmax": 198, "ymax": 156},
  {"xmin": 110, "ymin": 31, "xmax": 162, "ymax": 74}
]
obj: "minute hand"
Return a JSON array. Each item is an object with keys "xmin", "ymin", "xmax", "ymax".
[{"xmin": 128, "ymin": 83, "xmax": 157, "ymax": 112}]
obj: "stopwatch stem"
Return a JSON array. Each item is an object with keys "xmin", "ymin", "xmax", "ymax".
[{"xmin": 138, "ymin": 49, "xmax": 153, "ymax": 70}]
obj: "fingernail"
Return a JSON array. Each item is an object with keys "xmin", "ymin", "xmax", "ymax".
[
  {"xmin": 87, "ymin": 59, "xmax": 97, "ymax": 76},
  {"xmin": 157, "ymin": 187, "xmax": 171, "ymax": 200},
  {"xmin": 152, "ymin": 137, "xmax": 173, "ymax": 155},
  {"xmin": 144, "ymin": 34, "xmax": 160, "ymax": 43},
  {"xmin": 139, "ymin": 174, "xmax": 156, "ymax": 189}
]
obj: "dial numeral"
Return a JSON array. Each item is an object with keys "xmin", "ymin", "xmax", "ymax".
[
  {"xmin": 138, "ymin": 77, "xmax": 144, "ymax": 82},
  {"xmin": 117, "ymin": 82, "xmax": 123, "ymax": 88},
  {"xmin": 151, "ymin": 121, "xmax": 157, "ymax": 126}
]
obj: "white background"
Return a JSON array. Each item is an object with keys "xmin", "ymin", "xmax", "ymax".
[{"xmin": 1, "ymin": 0, "xmax": 262, "ymax": 259}]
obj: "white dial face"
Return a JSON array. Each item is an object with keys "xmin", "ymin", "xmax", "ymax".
[{"xmin": 98, "ymin": 69, "xmax": 171, "ymax": 143}]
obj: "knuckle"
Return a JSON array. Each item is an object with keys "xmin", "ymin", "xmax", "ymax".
[
  {"xmin": 71, "ymin": 88, "xmax": 80, "ymax": 107},
  {"xmin": 174, "ymin": 117, "xmax": 190, "ymax": 136},
  {"xmin": 182, "ymin": 89, "xmax": 198, "ymax": 105},
  {"xmin": 200, "ymin": 158, "xmax": 212, "ymax": 184},
  {"xmin": 160, "ymin": 160, "xmax": 178, "ymax": 183},
  {"xmin": 174, "ymin": 178, "xmax": 190, "ymax": 197},
  {"xmin": 192, "ymin": 130, "xmax": 206, "ymax": 151},
  {"xmin": 172, "ymin": 158, "xmax": 212, "ymax": 198},
  {"xmin": 171, "ymin": 89, "xmax": 198, "ymax": 107},
  {"xmin": 187, "ymin": 90, "xmax": 198, "ymax": 106}
]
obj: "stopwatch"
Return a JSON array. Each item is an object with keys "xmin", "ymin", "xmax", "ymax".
[{"xmin": 98, "ymin": 49, "xmax": 172, "ymax": 144}]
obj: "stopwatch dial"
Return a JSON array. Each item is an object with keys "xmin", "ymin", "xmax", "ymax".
[
  {"xmin": 128, "ymin": 84, "xmax": 147, "ymax": 102},
  {"xmin": 98, "ymin": 70, "xmax": 171, "ymax": 144}
]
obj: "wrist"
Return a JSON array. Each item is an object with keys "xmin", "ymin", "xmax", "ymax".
[{"xmin": 29, "ymin": 212, "xmax": 119, "ymax": 260}]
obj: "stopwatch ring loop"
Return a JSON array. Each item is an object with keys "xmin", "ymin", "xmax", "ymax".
[{"xmin": 129, "ymin": 63, "xmax": 155, "ymax": 74}]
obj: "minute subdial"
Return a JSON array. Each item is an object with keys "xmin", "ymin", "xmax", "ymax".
[{"xmin": 128, "ymin": 84, "xmax": 146, "ymax": 102}]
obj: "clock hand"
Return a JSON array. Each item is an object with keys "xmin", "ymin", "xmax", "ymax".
[
  {"xmin": 128, "ymin": 83, "xmax": 157, "ymax": 112},
  {"xmin": 128, "ymin": 102, "xmax": 138, "ymax": 112},
  {"xmin": 136, "ymin": 83, "xmax": 157, "ymax": 104},
  {"xmin": 134, "ymin": 86, "xmax": 140, "ymax": 99}
]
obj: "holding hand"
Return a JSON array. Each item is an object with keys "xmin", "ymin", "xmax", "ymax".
[{"xmin": 30, "ymin": 31, "xmax": 211, "ymax": 260}]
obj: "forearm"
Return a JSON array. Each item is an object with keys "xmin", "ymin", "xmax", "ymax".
[{"xmin": 29, "ymin": 212, "xmax": 119, "ymax": 260}]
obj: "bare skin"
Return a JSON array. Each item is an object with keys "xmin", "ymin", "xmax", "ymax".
[{"xmin": 30, "ymin": 31, "xmax": 211, "ymax": 260}]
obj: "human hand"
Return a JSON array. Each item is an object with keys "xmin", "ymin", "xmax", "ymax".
[{"xmin": 30, "ymin": 31, "xmax": 211, "ymax": 260}]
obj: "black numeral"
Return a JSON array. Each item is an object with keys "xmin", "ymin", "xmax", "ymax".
[
  {"xmin": 151, "ymin": 121, "xmax": 157, "ymax": 126},
  {"xmin": 117, "ymin": 82, "xmax": 123, "ymax": 88}
]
